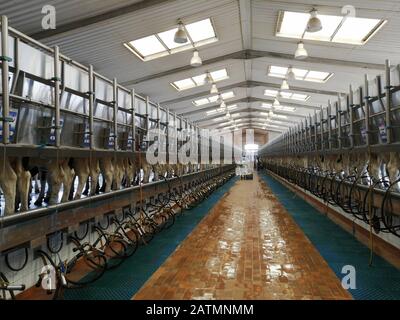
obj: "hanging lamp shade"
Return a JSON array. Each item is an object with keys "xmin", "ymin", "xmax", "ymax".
[
  {"xmin": 306, "ymin": 9, "xmax": 322, "ymax": 33},
  {"xmin": 205, "ymin": 72, "xmax": 213, "ymax": 84},
  {"xmin": 174, "ymin": 21, "xmax": 188, "ymax": 43},
  {"xmin": 190, "ymin": 50, "xmax": 202, "ymax": 67},
  {"xmin": 295, "ymin": 41, "xmax": 308, "ymax": 60},
  {"xmin": 210, "ymin": 83, "xmax": 218, "ymax": 94},
  {"xmin": 281, "ymin": 79, "xmax": 289, "ymax": 90},
  {"xmin": 287, "ymin": 66, "xmax": 295, "ymax": 80}
]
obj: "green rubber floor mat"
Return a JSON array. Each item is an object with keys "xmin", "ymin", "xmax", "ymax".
[
  {"xmin": 64, "ymin": 177, "xmax": 238, "ymax": 300},
  {"xmin": 260, "ymin": 173, "xmax": 400, "ymax": 300}
]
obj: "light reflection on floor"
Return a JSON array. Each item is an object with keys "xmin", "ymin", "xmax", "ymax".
[{"xmin": 133, "ymin": 173, "xmax": 352, "ymax": 300}]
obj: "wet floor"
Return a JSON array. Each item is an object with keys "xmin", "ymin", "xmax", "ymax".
[{"xmin": 133, "ymin": 173, "xmax": 352, "ymax": 300}]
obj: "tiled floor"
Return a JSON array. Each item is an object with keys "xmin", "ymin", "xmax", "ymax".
[{"xmin": 133, "ymin": 173, "xmax": 352, "ymax": 300}]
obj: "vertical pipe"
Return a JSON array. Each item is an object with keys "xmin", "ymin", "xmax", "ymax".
[
  {"xmin": 327, "ymin": 101, "xmax": 332, "ymax": 150},
  {"xmin": 349, "ymin": 85, "xmax": 354, "ymax": 149},
  {"xmin": 88, "ymin": 65, "xmax": 94, "ymax": 150},
  {"xmin": 1, "ymin": 15, "xmax": 10, "ymax": 144},
  {"xmin": 53, "ymin": 45, "xmax": 61, "ymax": 148},
  {"xmin": 131, "ymin": 89, "xmax": 136, "ymax": 152},
  {"xmin": 319, "ymin": 107, "xmax": 324, "ymax": 152},
  {"xmin": 174, "ymin": 112, "xmax": 177, "ymax": 165},
  {"xmin": 156, "ymin": 103, "xmax": 161, "ymax": 145},
  {"xmin": 308, "ymin": 114, "xmax": 312, "ymax": 151},
  {"xmin": 314, "ymin": 110, "xmax": 318, "ymax": 151},
  {"xmin": 166, "ymin": 108, "xmax": 170, "ymax": 164},
  {"xmin": 145, "ymin": 96, "xmax": 150, "ymax": 135},
  {"xmin": 112, "ymin": 78, "xmax": 118, "ymax": 151},
  {"xmin": 364, "ymin": 75, "xmax": 370, "ymax": 147},
  {"xmin": 337, "ymin": 95, "xmax": 342, "ymax": 150},
  {"xmin": 385, "ymin": 59, "xmax": 392, "ymax": 144}
]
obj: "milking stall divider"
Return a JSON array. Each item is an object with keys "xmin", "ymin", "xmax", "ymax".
[
  {"xmin": 259, "ymin": 57, "xmax": 400, "ymax": 240},
  {"xmin": 0, "ymin": 14, "xmax": 236, "ymax": 274}
]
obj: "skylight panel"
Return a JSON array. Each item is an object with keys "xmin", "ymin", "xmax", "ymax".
[
  {"xmin": 208, "ymin": 95, "xmax": 219, "ymax": 103},
  {"xmin": 276, "ymin": 106, "xmax": 296, "ymax": 112},
  {"xmin": 125, "ymin": 18, "xmax": 218, "ymax": 61},
  {"xmin": 273, "ymin": 114, "xmax": 288, "ymax": 119},
  {"xmin": 280, "ymin": 91, "xmax": 292, "ymax": 99},
  {"xmin": 261, "ymin": 103, "xmax": 272, "ymax": 108},
  {"xmin": 269, "ymin": 66, "xmax": 288, "ymax": 78},
  {"xmin": 332, "ymin": 17, "xmax": 383, "ymax": 44},
  {"xmin": 276, "ymin": 10, "xmax": 386, "ymax": 45},
  {"xmin": 277, "ymin": 11, "xmax": 309, "ymax": 38},
  {"xmin": 305, "ymin": 71, "xmax": 331, "ymax": 82},
  {"xmin": 267, "ymin": 65, "xmax": 333, "ymax": 83},
  {"xmin": 171, "ymin": 68, "xmax": 229, "ymax": 92},
  {"xmin": 129, "ymin": 35, "xmax": 166, "ymax": 57},
  {"xmin": 186, "ymin": 18, "xmax": 216, "ymax": 42},
  {"xmin": 210, "ymin": 69, "xmax": 228, "ymax": 81},
  {"xmin": 205, "ymin": 104, "xmax": 237, "ymax": 116},
  {"xmin": 173, "ymin": 78, "xmax": 196, "ymax": 90},
  {"xmin": 264, "ymin": 90, "xmax": 279, "ymax": 97},
  {"xmin": 264, "ymin": 89, "xmax": 309, "ymax": 101},
  {"xmin": 194, "ymin": 98, "xmax": 209, "ymax": 106},
  {"xmin": 192, "ymin": 74, "xmax": 207, "ymax": 86},
  {"xmin": 291, "ymin": 93, "xmax": 308, "ymax": 101},
  {"xmin": 292, "ymin": 68, "xmax": 308, "ymax": 78},
  {"xmin": 221, "ymin": 91, "xmax": 235, "ymax": 100},
  {"xmin": 261, "ymin": 103, "xmax": 296, "ymax": 112},
  {"xmin": 193, "ymin": 91, "xmax": 235, "ymax": 106}
]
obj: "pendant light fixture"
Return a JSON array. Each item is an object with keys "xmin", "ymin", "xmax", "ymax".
[
  {"xmin": 174, "ymin": 21, "xmax": 188, "ymax": 44},
  {"xmin": 281, "ymin": 79, "xmax": 289, "ymax": 90},
  {"xmin": 287, "ymin": 66, "xmax": 295, "ymax": 80},
  {"xmin": 210, "ymin": 83, "xmax": 218, "ymax": 94},
  {"xmin": 220, "ymin": 101, "xmax": 226, "ymax": 109},
  {"xmin": 190, "ymin": 50, "xmax": 202, "ymax": 67},
  {"xmin": 273, "ymin": 98, "xmax": 280, "ymax": 107},
  {"xmin": 205, "ymin": 72, "xmax": 213, "ymax": 84},
  {"xmin": 306, "ymin": 9, "xmax": 322, "ymax": 33},
  {"xmin": 295, "ymin": 41, "xmax": 308, "ymax": 60}
]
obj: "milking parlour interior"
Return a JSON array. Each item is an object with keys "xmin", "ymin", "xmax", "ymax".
[{"xmin": 0, "ymin": 0, "xmax": 399, "ymax": 307}]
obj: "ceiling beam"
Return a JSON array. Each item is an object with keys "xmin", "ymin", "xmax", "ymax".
[
  {"xmin": 219, "ymin": 126, "xmax": 283, "ymax": 134},
  {"xmin": 209, "ymin": 116, "xmax": 295, "ymax": 128},
  {"xmin": 215, "ymin": 120, "xmax": 287, "ymax": 131},
  {"xmin": 195, "ymin": 107, "xmax": 305, "ymax": 124},
  {"xmin": 29, "ymin": 0, "xmax": 175, "ymax": 40},
  {"xmin": 211, "ymin": 118, "xmax": 293, "ymax": 129},
  {"xmin": 239, "ymin": 0, "xmax": 252, "ymax": 50},
  {"xmin": 162, "ymin": 80, "xmax": 342, "ymax": 105},
  {"xmin": 122, "ymin": 51, "xmax": 246, "ymax": 86},
  {"xmin": 123, "ymin": 49, "xmax": 385, "ymax": 85},
  {"xmin": 178, "ymin": 96, "xmax": 319, "ymax": 116}
]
